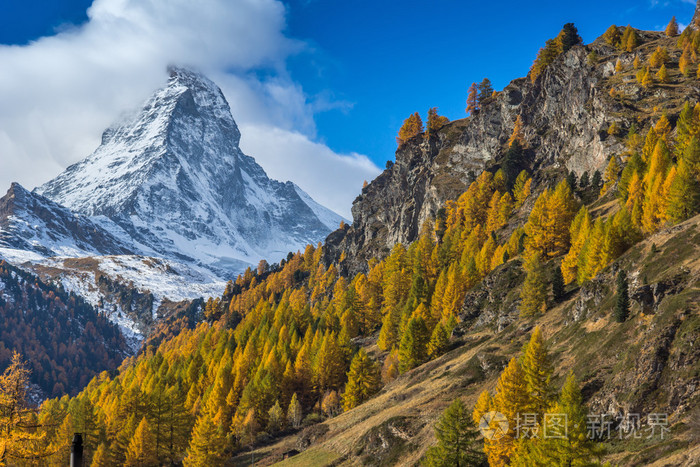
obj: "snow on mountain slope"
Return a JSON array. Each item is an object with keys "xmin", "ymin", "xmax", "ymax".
[
  {"xmin": 37, "ymin": 67, "xmax": 343, "ymax": 274},
  {"xmin": 0, "ymin": 182, "xmax": 134, "ymax": 258}
]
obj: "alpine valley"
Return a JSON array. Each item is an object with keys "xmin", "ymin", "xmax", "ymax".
[{"xmin": 1, "ymin": 1, "xmax": 699, "ymax": 466}]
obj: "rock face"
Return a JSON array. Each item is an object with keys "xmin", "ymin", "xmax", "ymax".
[
  {"xmin": 36, "ymin": 67, "xmax": 344, "ymax": 274},
  {"xmin": 326, "ymin": 31, "xmax": 699, "ymax": 274},
  {"xmin": 325, "ymin": 45, "xmax": 614, "ymax": 272},
  {"xmin": 693, "ymin": 0, "xmax": 700, "ymax": 28},
  {"xmin": 0, "ymin": 182, "xmax": 133, "ymax": 258}
]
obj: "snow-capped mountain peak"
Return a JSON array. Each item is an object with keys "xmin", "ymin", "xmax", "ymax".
[{"xmin": 36, "ymin": 66, "xmax": 344, "ymax": 274}]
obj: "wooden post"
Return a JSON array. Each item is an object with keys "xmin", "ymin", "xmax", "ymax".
[{"xmin": 70, "ymin": 433, "xmax": 83, "ymax": 467}]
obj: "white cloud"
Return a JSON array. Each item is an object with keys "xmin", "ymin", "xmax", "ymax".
[
  {"xmin": 239, "ymin": 125, "xmax": 379, "ymax": 218},
  {"xmin": 0, "ymin": 0, "xmax": 379, "ymax": 218}
]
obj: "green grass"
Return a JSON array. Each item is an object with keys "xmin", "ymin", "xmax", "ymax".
[{"xmin": 273, "ymin": 448, "xmax": 341, "ymax": 467}]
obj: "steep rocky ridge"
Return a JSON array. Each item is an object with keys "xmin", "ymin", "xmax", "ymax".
[{"xmin": 326, "ymin": 29, "xmax": 700, "ymax": 274}]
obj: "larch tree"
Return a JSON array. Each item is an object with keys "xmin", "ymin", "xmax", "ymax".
[
  {"xmin": 422, "ymin": 399, "xmax": 484, "ymax": 467},
  {"xmin": 665, "ymin": 16, "xmax": 679, "ymax": 37},
  {"xmin": 487, "ymin": 358, "xmax": 530, "ymax": 466},
  {"xmin": 466, "ymin": 83, "xmax": 479, "ymax": 115},
  {"xmin": 125, "ymin": 417, "xmax": 158, "ymax": 466},
  {"xmin": 398, "ymin": 317, "xmax": 430, "ymax": 373},
  {"xmin": 666, "ymin": 159, "xmax": 700, "ymax": 222},
  {"xmin": 513, "ymin": 171, "xmax": 532, "ymax": 208},
  {"xmin": 426, "ymin": 107, "xmax": 450, "ymax": 140},
  {"xmin": 520, "ymin": 253, "xmax": 548, "ymax": 317},
  {"xmin": 286, "ymin": 393, "xmax": 303, "ymax": 429},
  {"xmin": 521, "ymin": 327, "xmax": 554, "ymax": 417},
  {"xmin": 427, "ymin": 322, "xmax": 450, "ymax": 359},
  {"xmin": 0, "ymin": 352, "xmax": 46, "ymax": 463},
  {"xmin": 508, "ymin": 116, "xmax": 526, "ymax": 148},
  {"xmin": 536, "ymin": 373, "xmax": 596, "ymax": 466},
  {"xmin": 397, "ymin": 112, "xmax": 424, "ymax": 147},
  {"xmin": 471, "ymin": 390, "xmax": 493, "ymax": 426},
  {"xmin": 343, "ymin": 349, "xmax": 381, "ymax": 411},
  {"xmin": 601, "ymin": 156, "xmax": 620, "ymax": 196},
  {"xmin": 623, "ymin": 25, "xmax": 639, "ymax": 52},
  {"xmin": 183, "ymin": 410, "xmax": 227, "ymax": 466}
]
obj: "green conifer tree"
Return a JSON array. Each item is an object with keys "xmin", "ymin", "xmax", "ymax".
[
  {"xmin": 422, "ymin": 399, "xmax": 484, "ymax": 467},
  {"xmin": 614, "ymin": 270, "xmax": 630, "ymax": 322}
]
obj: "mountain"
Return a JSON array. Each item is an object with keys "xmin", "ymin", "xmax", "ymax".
[
  {"xmin": 326, "ymin": 28, "xmax": 699, "ymax": 275},
  {"xmin": 0, "ymin": 182, "xmax": 134, "ymax": 259},
  {"xmin": 36, "ymin": 66, "xmax": 344, "ymax": 274},
  {"xmin": 6, "ymin": 3, "xmax": 700, "ymax": 466}
]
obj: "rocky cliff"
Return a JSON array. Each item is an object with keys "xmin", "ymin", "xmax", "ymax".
[{"xmin": 326, "ymin": 29, "xmax": 700, "ymax": 274}]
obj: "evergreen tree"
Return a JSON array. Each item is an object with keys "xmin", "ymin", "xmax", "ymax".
[
  {"xmin": 614, "ymin": 270, "xmax": 630, "ymax": 323},
  {"xmin": 398, "ymin": 317, "xmax": 430, "ymax": 373},
  {"xmin": 559, "ymin": 23, "xmax": 582, "ymax": 52},
  {"xmin": 591, "ymin": 170, "xmax": 602, "ymax": 189},
  {"xmin": 579, "ymin": 171, "xmax": 589, "ymax": 188},
  {"xmin": 478, "ymin": 78, "xmax": 494, "ymax": 105},
  {"xmin": 552, "ymin": 265, "xmax": 565, "ymax": 302},
  {"xmin": 343, "ymin": 349, "xmax": 381, "ymax": 411},
  {"xmin": 567, "ymin": 171, "xmax": 577, "ymax": 191},
  {"xmin": 520, "ymin": 254, "xmax": 547, "ymax": 317},
  {"xmin": 422, "ymin": 399, "xmax": 485, "ymax": 467}
]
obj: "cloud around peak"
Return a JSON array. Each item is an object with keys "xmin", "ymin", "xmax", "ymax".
[{"xmin": 0, "ymin": 0, "xmax": 379, "ymax": 218}]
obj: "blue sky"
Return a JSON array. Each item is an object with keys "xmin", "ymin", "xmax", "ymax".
[{"xmin": 0, "ymin": 0, "xmax": 696, "ymax": 216}]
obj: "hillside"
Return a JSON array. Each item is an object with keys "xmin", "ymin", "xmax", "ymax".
[
  {"xmin": 0, "ymin": 259, "xmax": 129, "ymax": 398},
  {"xmin": 242, "ymin": 214, "xmax": 699, "ymax": 466},
  {"xmin": 2, "ymin": 4, "xmax": 699, "ymax": 467}
]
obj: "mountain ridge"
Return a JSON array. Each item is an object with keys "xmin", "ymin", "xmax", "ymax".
[{"xmin": 36, "ymin": 66, "xmax": 344, "ymax": 273}]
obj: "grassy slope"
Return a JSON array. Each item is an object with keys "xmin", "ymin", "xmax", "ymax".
[{"xmin": 230, "ymin": 214, "xmax": 699, "ymax": 467}]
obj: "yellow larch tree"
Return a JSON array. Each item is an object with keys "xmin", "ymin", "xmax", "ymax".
[
  {"xmin": 508, "ymin": 115, "xmax": 526, "ymax": 147},
  {"xmin": 486, "ymin": 358, "xmax": 530, "ymax": 466},
  {"xmin": 561, "ymin": 206, "xmax": 592, "ymax": 284}
]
